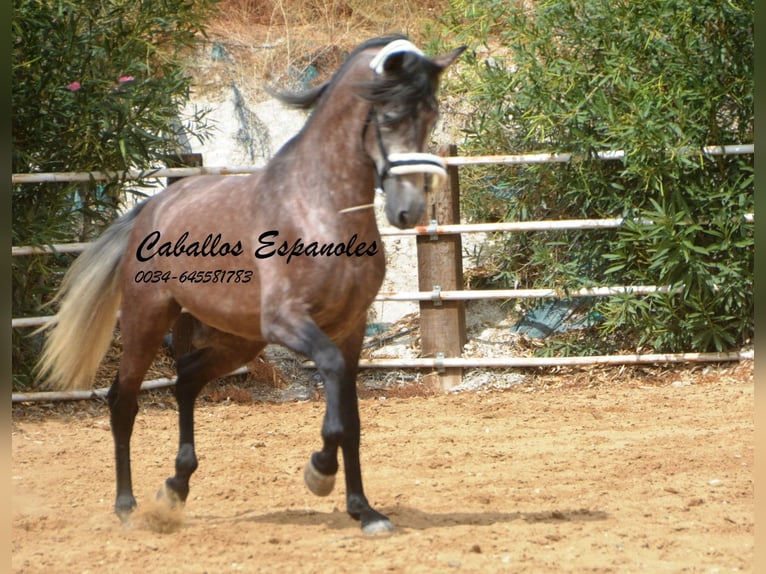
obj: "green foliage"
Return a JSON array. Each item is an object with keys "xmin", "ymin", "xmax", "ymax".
[
  {"xmin": 13, "ymin": 0, "xmax": 217, "ymax": 389},
  {"xmin": 433, "ymin": 0, "xmax": 753, "ymax": 354}
]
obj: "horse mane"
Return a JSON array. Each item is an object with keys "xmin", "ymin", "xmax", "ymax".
[
  {"xmin": 270, "ymin": 83, "xmax": 329, "ymax": 110},
  {"xmin": 271, "ymin": 34, "xmax": 441, "ymax": 116}
]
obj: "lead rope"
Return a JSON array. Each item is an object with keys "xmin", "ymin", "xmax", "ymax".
[{"xmin": 338, "ymin": 200, "xmax": 378, "ymax": 214}]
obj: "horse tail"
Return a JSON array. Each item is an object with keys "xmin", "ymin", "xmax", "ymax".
[{"xmin": 35, "ymin": 201, "xmax": 148, "ymax": 391}]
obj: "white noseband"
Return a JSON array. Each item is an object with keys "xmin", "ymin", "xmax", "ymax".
[{"xmin": 386, "ymin": 152, "xmax": 447, "ymax": 190}]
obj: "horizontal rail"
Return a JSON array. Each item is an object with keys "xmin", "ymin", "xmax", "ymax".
[
  {"xmin": 11, "ymin": 165, "xmax": 263, "ymax": 184},
  {"xmin": 375, "ymin": 285, "xmax": 677, "ymax": 302},
  {"xmin": 13, "ymin": 214, "xmax": 754, "ymax": 256},
  {"xmin": 12, "ymin": 351, "xmax": 752, "ymax": 403},
  {"xmin": 12, "ymin": 242, "xmax": 92, "ymax": 256},
  {"xmin": 443, "ymin": 144, "xmax": 754, "ymax": 166},
  {"xmin": 12, "ymin": 316, "xmax": 55, "ymax": 328},
  {"xmin": 13, "ymin": 219, "xmax": 630, "ymax": 255},
  {"xmin": 353, "ymin": 350, "xmax": 752, "ymax": 369},
  {"xmin": 381, "ymin": 213, "xmax": 754, "ymax": 237},
  {"xmin": 11, "ymin": 144, "xmax": 753, "ymax": 184},
  {"xmin": 12, "ymin": 285, "xmax": 676, "ymax": 328},
  {"xmin": 381, "ymin": 217, "xmax": 632, "ymax": 237},
  {"xmin": 12, "ymin": 367, "xmax": 249, "ymax": 403}
]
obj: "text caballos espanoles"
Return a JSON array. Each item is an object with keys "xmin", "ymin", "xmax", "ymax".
[{"xmin": 136, "ymin": 230, "xmax": 378, "ymax": 264}]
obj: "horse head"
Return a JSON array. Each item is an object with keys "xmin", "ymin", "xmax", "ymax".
[{"xmin": 361, "ymin": 38, "xmax": 465, "ymax": 228}]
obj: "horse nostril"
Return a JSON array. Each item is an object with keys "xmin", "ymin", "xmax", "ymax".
[{"xmin": 398, "ymin": 210, "xmax": 409, "ymax": 227}]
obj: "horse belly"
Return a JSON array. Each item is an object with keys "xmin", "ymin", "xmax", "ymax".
[{"xmin": 167, "ymin": 273, "xmax": 264, "ymax": 340}]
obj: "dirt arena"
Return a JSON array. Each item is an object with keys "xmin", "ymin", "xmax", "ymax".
[{"xmin": 12, "ymin": 360, "xmax": 753, "ymax": 573}]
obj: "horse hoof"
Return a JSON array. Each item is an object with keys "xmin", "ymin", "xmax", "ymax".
[
  {"xmin": 114, "ymin": 494, "xmax": 137, "ymax": 523},
  {"xmin": 156, "ymin": 481, "xmax": 184, "ymax": 509},
  {"xmin": 303, "ymin": 459, "xmax": 335, "ymax": 497},
  {"xmin": 362, "ymin": 518, "xmax": 394, "ymax": 535},
  {"xmin": 115, "ymin": 507, "xmax": 133, "ymax": 525}
]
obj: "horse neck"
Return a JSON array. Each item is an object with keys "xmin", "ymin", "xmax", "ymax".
[{"xmin": 280, "ymin": 90, "xmax": 377, "ymax": 211}]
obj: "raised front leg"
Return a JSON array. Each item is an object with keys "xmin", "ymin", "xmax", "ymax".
[{"xmin": 263, "ymin": 311, "xmax": 392, "ymax": 533}]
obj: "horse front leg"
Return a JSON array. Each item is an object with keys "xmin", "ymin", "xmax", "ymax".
[
  {"xmin": 336, "ymin": 323, "xmax": 393, "ymax": 534},
  {"xmin": 295, "ymin": 326, "xmax": 345, "ymax": 497},
  {"xmin": 264, "ymin": 310, "xmax": 392, "ymax": 533}
]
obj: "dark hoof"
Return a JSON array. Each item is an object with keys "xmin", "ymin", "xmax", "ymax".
[
  {"xmin": 156, "ymin": 480, "xmax": 185, "ymax": 509},
  {"xmin": 114, "ymin": 494, "xmax": 137, "ymax": 523},
  {"xmin": 303, "ymin": 458, "xmax": 335, "ymax": 497}
]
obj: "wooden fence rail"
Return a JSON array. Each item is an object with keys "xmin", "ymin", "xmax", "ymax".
[
  {"xmin": 10, "ymin": 144, "xmax": 754, "ymax": 184},
  {"xmin": 12, "ymin": 143, "xmax": 754, "ymax": 396}
]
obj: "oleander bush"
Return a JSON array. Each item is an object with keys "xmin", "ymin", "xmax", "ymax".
[
  {"xmin": 12, "ymin": 0, "xmax": 217, "ymax": 389},
  {"xmin": 430, "ymin": 0, "xmax": 753, "ymax": 354}
]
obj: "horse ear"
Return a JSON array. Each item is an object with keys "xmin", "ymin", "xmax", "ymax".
[
  {"xmin": 380, "ymin": 52, "xmax": 408, "ymax": 75},
  {"xmin": 432, "ymin": 46, "xmax": 467, "ymax": 71}
]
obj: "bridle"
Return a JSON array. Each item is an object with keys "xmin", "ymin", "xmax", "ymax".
[
  {"xmin": 343, "ymin": 115, "xmax": 446, "ymax": 215},
  {"xmin": 341, "ymin": 40, "xmax": 447, "ymax": 214},
  {"xmin": 339, "ymin": 39, "xmax": 447, "ymax": 213},
  {"xmin": 367, "ymin": 109, "xmax": 447, "ymax": 194}
]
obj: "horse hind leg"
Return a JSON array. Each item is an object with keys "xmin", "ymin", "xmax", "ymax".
[
  {"xmin": 158, "ymin": 335, "xmax": 264, "ymax": 509},
  {"xmin": 107, "ymin": 374, "xmax": 139, "ymax": 521},
  {"xmin": 108, "ymin": 300, "xmax": 181, "ymax": 522}
]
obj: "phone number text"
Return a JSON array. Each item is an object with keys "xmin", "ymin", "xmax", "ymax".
[{"xmin": 134, "ymin": 269, "xmax": 253, "ymax": 284}]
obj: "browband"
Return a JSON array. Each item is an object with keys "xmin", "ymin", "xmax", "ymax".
[{"xmin": 369, "ymin": 39, "xmax": 425, "ymax": 75}]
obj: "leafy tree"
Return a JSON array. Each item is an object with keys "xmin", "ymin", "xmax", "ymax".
[
  {"xmin": 431, "ymin": 0, "xmax": 753, "ymax": 354},
  {"xmin": 13, "ymin": 0, "xmax": 217, "ymax": 389}
]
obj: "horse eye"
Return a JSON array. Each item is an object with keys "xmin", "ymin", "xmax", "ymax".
[{"xmin": 381, "ymin": 111, "xmax": 400, "ymax": 124}]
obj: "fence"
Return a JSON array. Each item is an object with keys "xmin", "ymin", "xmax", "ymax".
[{"xmin": 12, "ymin": 144, "xmax": 754, "ymax": 398}]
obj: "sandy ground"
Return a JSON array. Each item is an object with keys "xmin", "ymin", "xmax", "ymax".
[
  {"xmin": 12, "ymin": 18, "xmax": 755, "ymax": 573},
  {"xmin": 12, "ymin": 361, "xmax": 753, "ymax": 573}
]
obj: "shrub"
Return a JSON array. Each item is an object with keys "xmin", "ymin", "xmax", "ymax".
[
  {"xmin": 431, "ymin": 0, "xmax": 753, "ymax": 354},
  {"xmin": 12, "ymin": 0, "xmax": 217, "ymax": 389}
]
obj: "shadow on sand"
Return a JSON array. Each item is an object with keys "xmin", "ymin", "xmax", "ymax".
[{"xmin": 194, "ymin": 504, "xmax": 609, "ymax": 532}]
